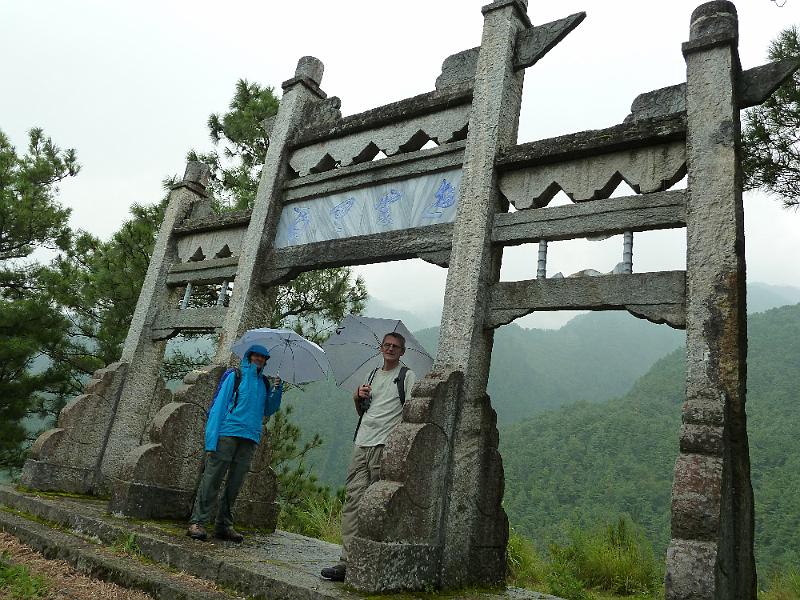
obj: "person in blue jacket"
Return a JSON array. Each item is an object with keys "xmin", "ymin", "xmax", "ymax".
[{"xmin": 187, "ymin": 344, "xmax": 282, "ymax": 542}]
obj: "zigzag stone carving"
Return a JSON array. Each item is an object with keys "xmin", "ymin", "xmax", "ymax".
[
  {"xmin": 288, "ymin": 103, "xmax": 471, "ymax": 177},
  {"xmin": 499, "ymin": 141, "xmax": 686, "ymax": 208}
]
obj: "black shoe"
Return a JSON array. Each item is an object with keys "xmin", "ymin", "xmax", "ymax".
[
  {"xmin": 320, "ymin": 564, "xmax": 346, "ymax": 582},
  {"xmin": 214, "ymin": 527, "xmax": 244, "ymax": 543}
]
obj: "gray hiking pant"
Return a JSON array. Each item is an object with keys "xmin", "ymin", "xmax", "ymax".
[
  {"xmin": 340, "ymin": 444, "xmax": 384, "ymax": 564},
  {"xmin": 190, "ymin": 436, "xmax": 257, "ymax": 530}
]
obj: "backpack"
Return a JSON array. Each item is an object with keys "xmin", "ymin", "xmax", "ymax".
[
  {"xmin": 353, "ymin": 366, "xmax": 410, "ymax": 441},
  {"xmin": 208, "ymin": 367, "xmax": 242, "ymax": 416}
]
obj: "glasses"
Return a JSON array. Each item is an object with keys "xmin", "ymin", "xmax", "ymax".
[{"xmin": 381, "ymin": 342, "xmax": 403, "ymax": 350}]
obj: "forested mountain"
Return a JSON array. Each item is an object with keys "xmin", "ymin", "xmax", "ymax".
[
  {"xmin": 500, "ymin": 302, "xmax": 800, "ymax": 573},
  {"xmin": 288, "ymin": 310, "xmax": 685, "ymax": 487}
]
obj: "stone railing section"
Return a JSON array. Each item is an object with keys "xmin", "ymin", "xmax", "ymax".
[{"xmin": 21, "ymin": 362, "xmax": 129, "ymax": 495}]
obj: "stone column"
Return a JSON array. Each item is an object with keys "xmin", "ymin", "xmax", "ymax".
[
  {"xmin": 666, "ymin": 3, "xmax": 755, "ymax": 599},
  {"xmin": 216, "ymin": 56, "xmax": 328, "ymax": 355},
  {"xmin": 436, "ymin": 0, "xmax": 528, "ymax": 587},
  {"xmin": 96, "ymin": 164, "xmax": 211, "ymax": 491}
]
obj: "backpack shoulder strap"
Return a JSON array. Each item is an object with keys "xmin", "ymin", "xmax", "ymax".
[
  {"xmin": 353, "ymin": 367, "xmax": 381, "ymax": 442},
  {"xmin": 229, "ymin": 367, "xmax": 242, "ymax": 412},
  {"xmin": 396, "ymin": 366, "xmax": 410, "ymax": 405}
]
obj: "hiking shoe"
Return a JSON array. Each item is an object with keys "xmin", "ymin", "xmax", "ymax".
[
  {"xmin": 320, "ymin": 564, "xmax": 346, "ymax": 582},
  {"xmin": 214, "ymin": 527, "xmax": 244, "ymax": 543},
  {"xmin": 187, "ymin": 523, "xmax": 208, "ymax": 541}
]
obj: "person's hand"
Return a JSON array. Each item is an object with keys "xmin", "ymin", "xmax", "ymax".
[
  {"xmin": 358, "ymin": 384, "xmax": 371, "ymax": 399},
  {"xmin": 272, "ymin": 376, "xmax": 283, "ymax": 390}
]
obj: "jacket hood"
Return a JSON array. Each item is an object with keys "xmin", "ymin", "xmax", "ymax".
[{"xmin": 241, "ymin": 344, "xmax": 270, "ymax": 369}]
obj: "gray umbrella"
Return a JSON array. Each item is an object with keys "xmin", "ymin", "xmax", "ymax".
[{"xmin": 322, "ymin": 314, "xmax": 434, "ymax": 390}]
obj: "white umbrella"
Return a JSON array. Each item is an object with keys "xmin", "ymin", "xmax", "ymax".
[
  {"xmin": 231, "ymin": 328, "xmax": 331, "ymax": 385},
  {"xmin": 322, "ymin": 315, "xmax": 434, "ymax": 390}
]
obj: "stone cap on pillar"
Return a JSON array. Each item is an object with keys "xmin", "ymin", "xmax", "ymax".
[
  {"xmin": 171, "ymin": 161, "xmax": 210, "ymax": 198},
  {"xmin": 282, "ymin": 56, "xmax": 327, "ymax": 99},
  {"xmin": 481, "ymin": 0, "xmax": 531, "ymax": 28},
  {"xmin": 682, "ymin": 1, "xmax": 738, "ymax": 56}
]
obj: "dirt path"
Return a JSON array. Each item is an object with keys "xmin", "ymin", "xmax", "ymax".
[{"xmin": 0, "ymin": 531, "xmax": 231, "ymax": 600}]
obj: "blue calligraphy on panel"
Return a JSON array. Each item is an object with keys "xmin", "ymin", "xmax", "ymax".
[
  {"xmin": 330, "ymin": 196, "xmax": 356, "ymax": 233},
  {"xmin": 374, "ymin": 189, "xmax": 402, "ymax": 226},
  {"xmin": 287, "ymin": 206, "xmax": 311, "ymax": 245},
  {"xmin": 423, "ymin": 178, "xmax": 457, "ymax": 219}
]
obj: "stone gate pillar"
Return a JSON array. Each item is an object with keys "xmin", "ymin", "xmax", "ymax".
[
  {"xmin": 666, "ymin": 3, "xmax": 755, "ymax": 599},
  {"xmin": 434, "ymin": 0, "xmax": 528, "ymax": 587}
]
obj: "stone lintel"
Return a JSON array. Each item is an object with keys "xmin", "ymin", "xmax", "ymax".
[
  {"xmin": 280, "ymin": 75, "xmax": 327, "ymax": 100},
  {"xmin": 283, "ymin": 141, "xmax": 465, "ymax": 203},
  {"xmin": 492, "ymin": 190, "xmax": 687, "ymax": 245},
  {"xmin": 150, "ymin": 307, "xmax": 226, "ymax": 338},
  {"xmin": 166, "ymin": 257, "xmax": 239, "ymax": 286},
  {"xmin": 174, "ymin": 210, "xmax": 251, "ymax": 235},
  {"xmin": 261, "ymin": 224, "xmax": 453, "ymax": 277},
  {"xmin": 290, "ymin": 85, "xmax": 473, "ymax": 149},
  {"xmin": 514, "ymin": 12, "xmax": 585, "ymax": 71},
  {"xmin": 497, "ymin": 113, "xmax": 686, "ymax": 170},
  {"xmin": 481, "ymin": 0, "xmax": 531, "ymax": 29},
  {"xmin": 488, "ymin": 271, "xmax": 686, "ymax": 329}
]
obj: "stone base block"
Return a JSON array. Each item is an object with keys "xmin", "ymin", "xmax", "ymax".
[
  {"xmin": 235, "ymin": 499, "xmax": 280, "ymax": 532},
  {"xmin": 347, "ymin": 536, "xmax": 440, "ymax": 593},
  {"xmin": 20, "ymin": 460, "xmax": 96, "ymax": 495},
  {"xmin": 109, "ymin": 480, "xmax": 193, "ymax": 520}
]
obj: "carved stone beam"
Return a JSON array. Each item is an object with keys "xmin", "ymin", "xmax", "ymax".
[
  {"xmin": 492, "ymin": 189, "xmax": 686, "ymax": 245},
  {"xmin": 514, "ymin": 12, "xmax": 586, "ymax": 71},
  {"xmin": 165, "ymin": 257, "xmax": 239, "ymax": 286},
  {"xmin": 488, "ymin": 271, "xmax": 686, "ymax": 329},
  {"xmin": 626, "ymin": 57, "xmax": 800, "ymax": 122},
  {"xmin": 259, "ymin": 223, "xmax": 454, "ymax": 286},
  {"xmin": 497, "ymin": 113, "xmax": 686, "ymax": 171},
  {"xmin": 150, "ymin": 307, "xmax": 227, "ymax": 340}
]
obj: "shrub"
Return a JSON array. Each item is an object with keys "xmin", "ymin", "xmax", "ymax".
[
  {"xmin": 507, "ymin": 527, "xmax": 548, "ymax": 589},
  {"xmin": 761, "ymin": 568, "xmax": 800, "ymax": 600}
]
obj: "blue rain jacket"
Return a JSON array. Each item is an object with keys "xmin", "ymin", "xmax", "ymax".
[{"xmin": 204, "ymin": 344, "xmax": 282, "ymax": 452}]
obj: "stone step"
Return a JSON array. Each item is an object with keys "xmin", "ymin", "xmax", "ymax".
[{"xmin": 0, "ymin": 485, "xmax": 558, "ymax": 600}]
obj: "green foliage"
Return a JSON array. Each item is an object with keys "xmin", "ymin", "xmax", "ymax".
[
  {"xmin": 501, "ymin": 303, "xmax": 800, "ymax": 575},
  {"xmin": 111, "ymin": 532, "xmax": 144, "ymax": 558},
  {"xmin": 761, "ymin": 568, "xmax": 800, "ymax": 600},
  {"xmin": 0, "ymin": 553, "xmax": 49, "ymax": 599},
  {"xmin": 0, "ymin": 128, "xmax": 77, "ymax": 470},
  {"xmin": 506, "ymin": 527, "xmax": 547, "ymax": 590},
  {"xmin": 190, "ymin": 79, "xmax": 278, "ymax": 211},
  {"xmin": 278, "ymin": 488, "xmax": 344, "ymax": 544},
  {"xmin": 742, "ymin": 25, "xmax": 800, "ymax": 208}
]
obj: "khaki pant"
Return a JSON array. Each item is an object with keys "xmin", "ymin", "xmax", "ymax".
[{"xmin": 340, "ymin": 444, "xmax": 384, "ymax": 564}]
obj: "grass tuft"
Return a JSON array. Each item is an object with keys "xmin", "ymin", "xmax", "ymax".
[{"xmin": 0, "ymin": 552, "xmax": 49, "ymax": 599}]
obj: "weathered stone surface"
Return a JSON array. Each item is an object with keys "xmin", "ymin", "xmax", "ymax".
[
  {"xmin": 288, "ymin": 103, "xmax": 471, "ymax": 177},
  {"xmin": 21, "ymin": 362, "xmax": 129, "ymax": 495},
  {"xmin": 283, "ymin": 141, "xmax": 465, "ymax": 203},
  {"xmin": 666, "ymin": 4, "xmax": 754, "ymax": 598},
  {"xmin": 176, "ymin": 227, "xmax": 246, "ymax": 263},
  {"xmin": 166, "ymin": 256, "xmax": 239, "ymax": 286},
  {"xmin": 488, "ymin": 271, "xmax": 686, "ymax": 329},
  {"xmin": 492, "ymin": 190, "xmax": 686, "ymax": 244},
  {"xmin": 347, "ymin": 537, "xmax": 440, "ymax": 593},
  {"xmin": 514, "ymin": 12, "xmax": 585, "ymax": 71},
  {"xmin": 665, "ymin": 539, "xmax": 718, "ymax": 600},
  {"xmin": 260, "ymin": 224, "xmax": 453, "ymax": 281},
  {"xmin": 174, "ymin": 210, "xmax": 251, "ymax": 235},
  {"xmin": 291, "ymin": 85, "xmax": 473, "ymax": 149},
  {"xmin": 150, "ymin": 307, "xmax": 227, "ymax": 339},
  {"xmin": 626, "ymin": 58, "xmax": 800, "ymax": 123},
  {"xmin": 435, "ymin": 47, "xmax": 480, "ymax": 90},
  {"xmin": 497, "ymin": 113, "xmax": 686, "ymax": 171},
  {"xmin": 499, "ymin": 141, "xmax": 686, "ymax": 208}
]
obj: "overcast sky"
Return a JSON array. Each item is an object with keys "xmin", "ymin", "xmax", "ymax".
[{"xmin": 2, "ymin": 0, "xmax": 798, "ymax": 329}]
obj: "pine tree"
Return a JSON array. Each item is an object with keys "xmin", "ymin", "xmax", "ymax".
[
  {"xmin": 0, "ymin": 128, "xmax": 78, "ymax": 469},
  {"xmin": 742, "ymin": 25, "xmax": 800, "ymax": 209}
]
